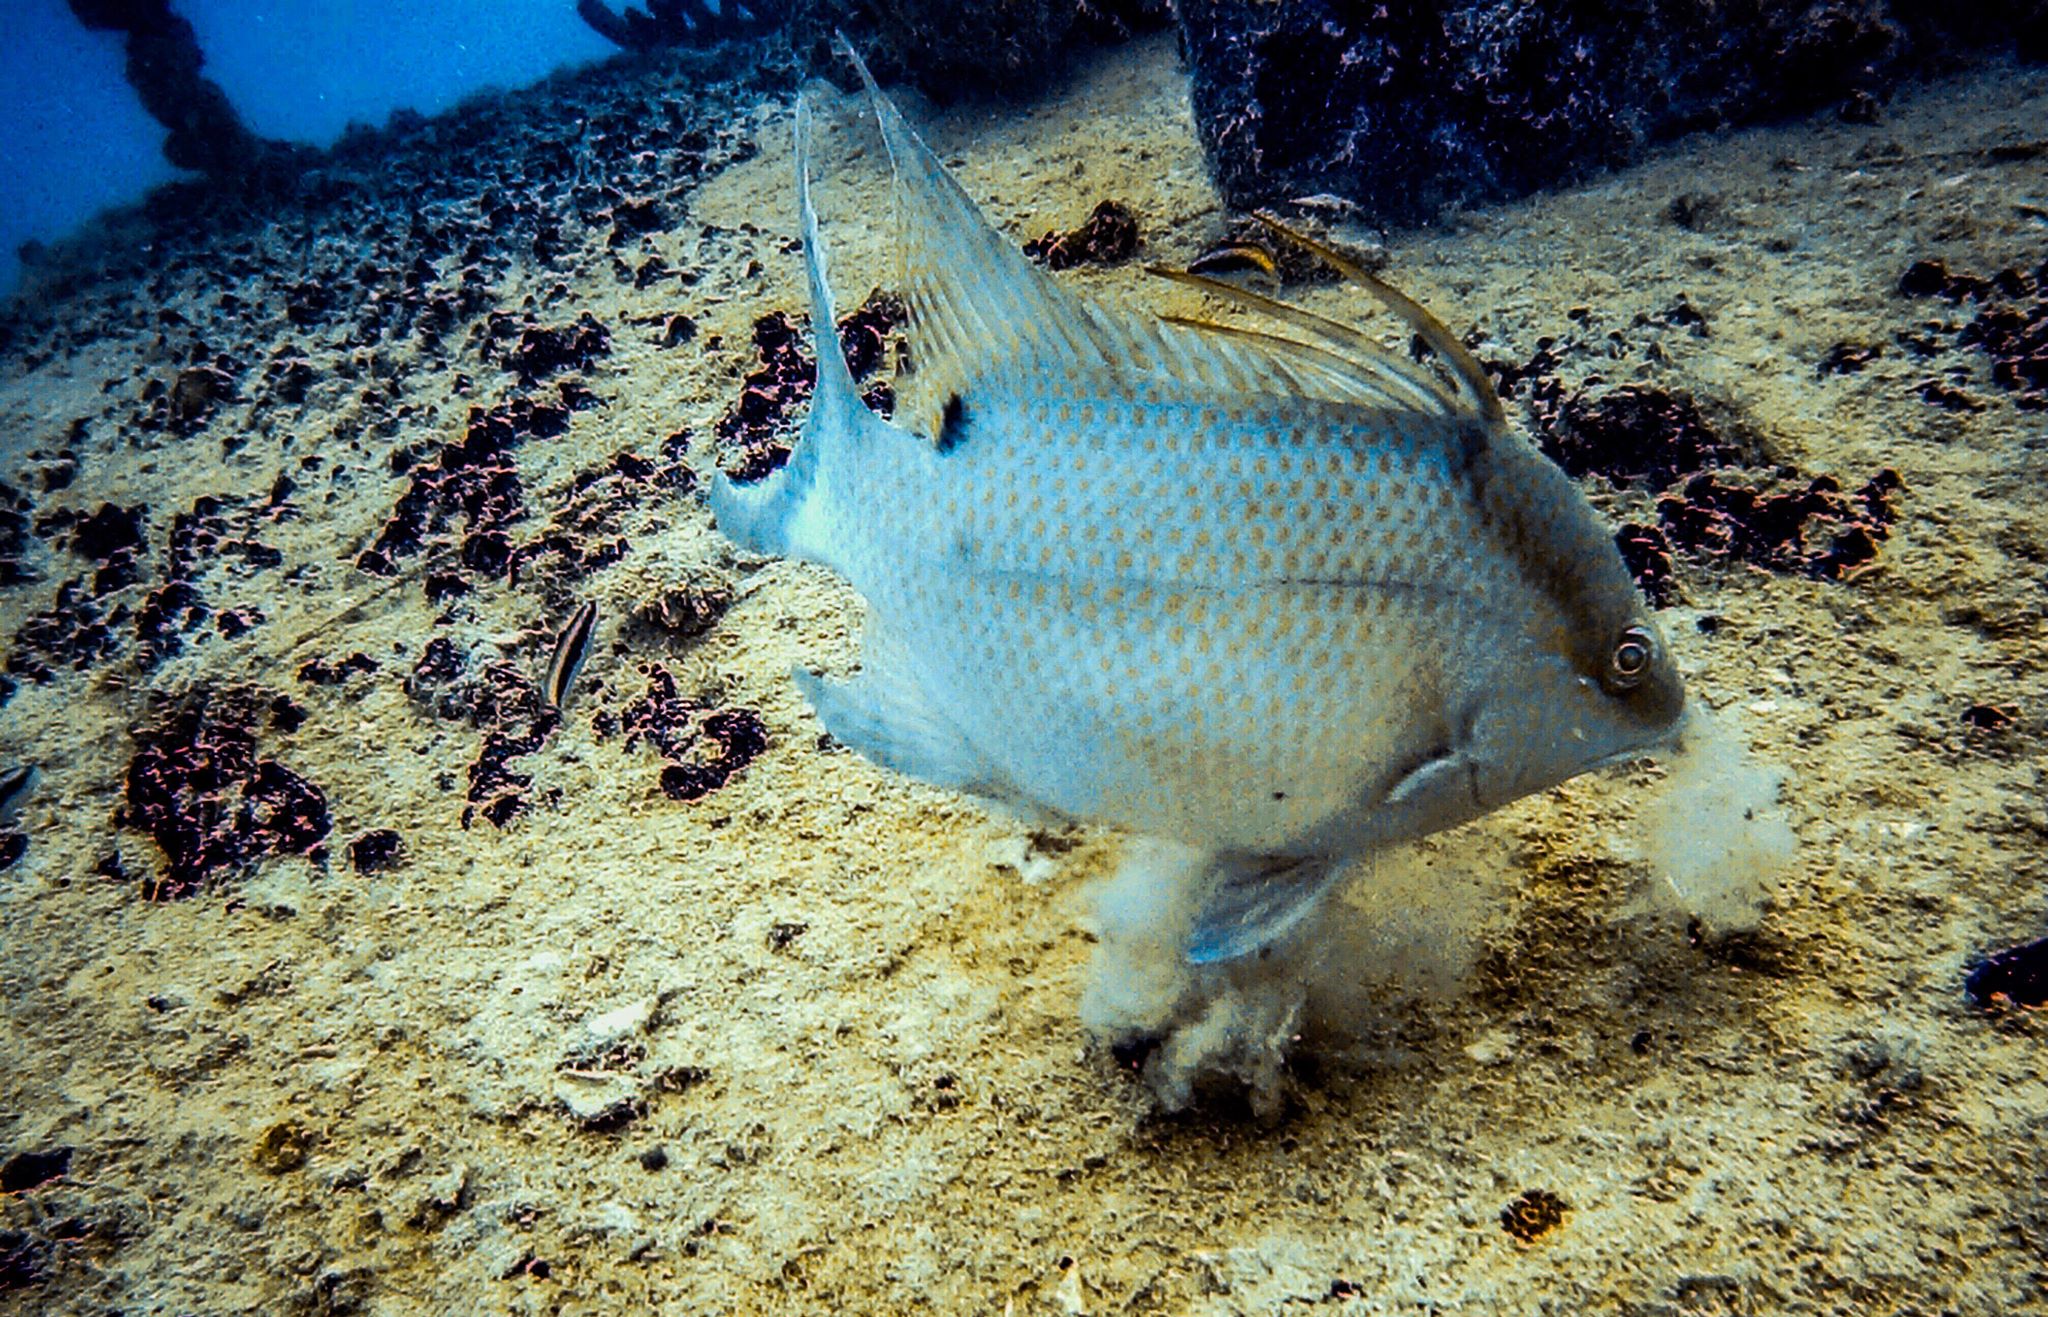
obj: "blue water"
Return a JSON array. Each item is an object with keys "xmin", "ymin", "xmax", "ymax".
[{"xmin": 0, "ymin": 0, "xmax": 616, "ymax": 301}]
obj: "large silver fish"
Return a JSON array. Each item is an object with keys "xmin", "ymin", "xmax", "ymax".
[{"xmin": 710, "ymin": 50, "xmax": 1686, "ymax": 964}]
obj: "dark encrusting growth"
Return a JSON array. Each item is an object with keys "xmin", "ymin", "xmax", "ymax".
[
  {"xmin": 460, "ymin": 662, "xmax": 559, "ymax": 831},
  {"xmin": 139, "ymin": 493, "xmax": 285, "ymax": 665},
  {"xmin": 716, "ymin": 294, "xmax": 904, "ymax": 480},
  {"xmin": 1899, "ymin": 253, "xmax": 2048, "ymax": 413},
  {"xmin": 0, "ymin": 1230, "xmax": 48, "ymax": 1292},
  {"xmin": 0, "ymin": 481, "xmax": 36, "ymax": 587},
  {"xmin": 1537, "ymin": 386, "xmax": 1740, "ymax": 491},
  {"xmin": 1655, "ymin": 469, "xmax": 1903, "ymax": 583},
  {"xmin": 508, "ymin": 439, "xmax": 693, "ymax": 607},
  {"xmin": 630, "ymin": 578, "xmax": 734, "ymax": 644},
  {"xmin": 402, "ymin": 638, "xmax": 563, "ymax": 829},
  {"xmin": 297, "ymin": 653, "xmax": 380, "ymax": 687},
  {"xmin": 6, "ymin": 476, "xmax": 290, "ymax": 687},
  {"xmin": 1179, "ymin": 1, "xmax": 2047, "ymax": 226},
  {"xmin": 1024, "ymin": 200, "xmax": 1141, "ymax": 270},
  {"xmin": 358, "ymin": 399, "xmax": 567, "ymax": 581},
  {"xmin": 598, "ymin": 664, "xmax": 768, "ymax": 801},
  {"xmin": 0, "ymin": 1148, "xmax": 72, "ymax": 1194},
  {"xmin": 6, "ymin": 582, "xmax": 124, "ymax": 685},
  {"xmin": 118, "ymin": 686, "xmax": 331, "ymax": 900},
  {"xmin": 488, "ymin": 311, "xmax": 614, "ymax": 381}
]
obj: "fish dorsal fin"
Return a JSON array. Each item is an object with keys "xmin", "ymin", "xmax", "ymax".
[
  {"xmin": 835, "ymin": 38, "xmax": 1501, "ymax": 438},
  {"xmin": 838, "ymin": 42, "xmax": 1333, "ymax": 433},
  {"xmin": 1247, "ymin": 212, "xmax": 1504, "ymax": 426},
  {"xmin": 840, "ymin": 40, "xmax": 1103, "ymax": 439},
  {"xmin": 1147, "ymin": 267, "xmax": 1460, "ymax": 417}
]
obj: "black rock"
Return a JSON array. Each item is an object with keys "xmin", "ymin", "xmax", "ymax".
[{"xmin": 1178, "ymin": 1, "xmax": 2045, "ymax": 226}]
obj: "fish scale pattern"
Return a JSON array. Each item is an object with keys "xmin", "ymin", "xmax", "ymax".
[{"xmin": 815, "ymin": 382, "xmax": 1540, "ymax": 852}]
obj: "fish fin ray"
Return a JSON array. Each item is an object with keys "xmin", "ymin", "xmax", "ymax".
[
  {"xmin": 838, "ymin": 39, "xmax": 1102, "ymax": 441},
  {"xmin": 1249, "ymin": 212, "xmax": 1505, "ymax": 425},
  {"xmin": 795, "ymin": 633, "xmax": 992, "ymax": 793},
  {"xmin": 1155, "ymin": 313, "xmax": 1437, "ymax": 413},
  {"xmin": 1148, "ymin": 265, "xmax": 1459, "ymax": 416},
  {"xmin": 1185, "ymin": 853, "xmax": 1350, "ymax": 965}
]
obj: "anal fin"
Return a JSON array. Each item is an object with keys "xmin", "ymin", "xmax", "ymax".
[
  {"xmin": 794, "ymin": 645, "xmax": 991, "ymax": 795},
  {"xmin": 1185, "ymin": 853, "xmax": 1349, "ymax": 966}
]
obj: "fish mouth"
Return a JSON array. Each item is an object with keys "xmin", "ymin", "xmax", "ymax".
[{"xmin": 1583, "ymin": 708, "xmax": 1693, "ymax": 776}]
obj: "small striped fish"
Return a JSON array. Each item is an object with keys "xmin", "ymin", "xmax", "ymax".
[{"xmin": 710, "ymin": 46, "xmax": 1685, "ymax": 964}]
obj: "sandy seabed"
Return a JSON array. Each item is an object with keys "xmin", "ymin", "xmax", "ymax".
[{"xmin": 3, "ymin": 32, "xmax": 2046, "ymax": 1315}]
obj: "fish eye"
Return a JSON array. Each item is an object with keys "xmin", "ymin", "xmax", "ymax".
[{"xmin": 1604, "ymin": 625, "xmax": 1655, "ymax": 693}]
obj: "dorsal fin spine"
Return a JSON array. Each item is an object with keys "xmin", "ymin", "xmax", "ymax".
[{"xmin": 796, "ymin": 98, "xmax": 859, "ymax": 428}]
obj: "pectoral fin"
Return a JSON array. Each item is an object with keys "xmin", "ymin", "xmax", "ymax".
[
  {"xmin": 1185, "ymin": 853, "xmax": 1349, "ymax": 965},
  {"xmin": 1382, "ymin": 745, "xmax": 1474, "ymax": 808}
]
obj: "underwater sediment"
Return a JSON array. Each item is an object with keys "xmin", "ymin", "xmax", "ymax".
[{"xmin": 1, "ymin": 20, "xmax": 2046, "ymax": 1317}]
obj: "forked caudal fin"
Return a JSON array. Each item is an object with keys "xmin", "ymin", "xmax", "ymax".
[{"xmin": 705, "ymin": 96, "xmax": 867, "ymax": 561}]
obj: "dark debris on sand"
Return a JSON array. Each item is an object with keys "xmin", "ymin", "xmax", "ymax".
[
  {"xmin": 118, "ymin": 685, "xmax": 330, "ymax": 901},
  {"xmin": 297, "ymin": 652, "xmax": 380, "ymax": 687}
]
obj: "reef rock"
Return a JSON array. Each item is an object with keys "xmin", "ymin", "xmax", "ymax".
[{"xmin": 1178, "ymin": 0, "xmax": 2048, "ymax": 224}]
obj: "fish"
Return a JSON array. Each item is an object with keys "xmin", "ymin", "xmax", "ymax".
[
  {"xmin": 708, "ymin": 43, "xmax": 1687, "ymax": 965},
  {"xmin": 0, "ymin": 765, "xmax": 33, "ymax": 822},
  {"xmin": 543, "ymin": 600, "xmax": 599, "ymax": 711}
]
